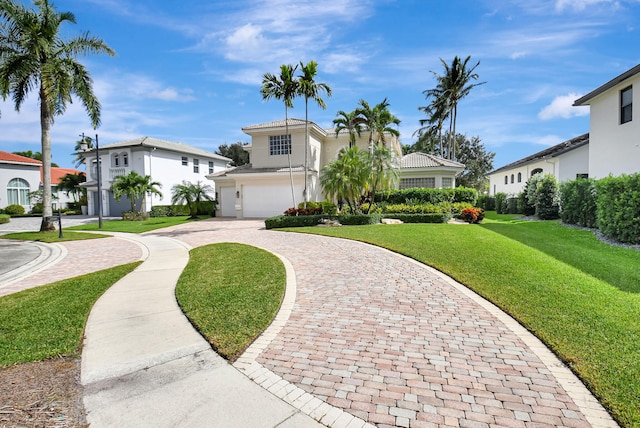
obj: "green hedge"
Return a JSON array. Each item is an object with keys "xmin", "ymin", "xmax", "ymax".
[
  {"xmin": 337, "ymin": 214, "xmax": 382, "ymax": 225},
  {"xmin": 0, "ymin": 214, "xmax": 10, "ymax": 224},
  {"xmin": 4, "ymin": 204, "xmax": 25, "ymax": 216},
  {"xmin": 265, "ymin": 215, "xmax": 325, "ymax": 229},
  {"xmin": 560, "ymin": 178, "xmax": 597, "ymax": 228},
  {"xmin": 382, "ymin": 213, "xmax": 449, "ymax": 223},
  {"xmin": 595, "ymin": 174, "xmax": 640, "ymax": 244},
  {"xmin": 375, "ymin": 187, "xmax": 478, "ymax": 205},
  {"xmin": 149, "ymin": 204, "xmax": 192, "ymax": 217},
  {"xmin": 477, "ymin": 195, "xmax": 495, "ymax": 211}
]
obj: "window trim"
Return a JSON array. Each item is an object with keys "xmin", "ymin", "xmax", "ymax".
[
  {"xmin": 193, "ymin": 158, "xmax": 199, "ymax": 173},
  {"xmin": 181, "ymin": 156, "xmax": 188, "ymax": 166},
  {"xmin": 621, "ymin": 85, "xmax": 632, "ymax": 124},
  {"xmin": 7, "ymin": 177, "xmax": 30, "ymax": 205},
  {"xmin": 208, "ymin": 161, "xmax": 214, "ymax": 174},
  {"xmin": 269, "ymin": 134, "xmax": 292, "ymax": 156}
]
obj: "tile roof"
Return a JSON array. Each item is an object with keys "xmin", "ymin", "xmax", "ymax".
[
  {"xmin": 207, "ymin": 163, "xmax": 310, "ymax": 177},
  {"xmin": 401, "ymin": 152, "xmax": 465, "ymax": 169},
  {"xmin": 574, "ymin": 64, "xmax": 640, "ymax": 106},
  {"xmin": 242, "ymin": 118, "xmax": 309, "ymax": 130},
  {"xmin": 41, "ymin": 167, "xmax": 85, "ymax": 185},
  {"xmin": 490, "ymin": 133, "xmax": 589, "ymax": 175},
  {"xmin": 87, "ymin": 137, "xmax": 231, "ymax": 162},
  {"xmin": 0, "ymin": 150, "xmax": 42, "ymax": 165}
]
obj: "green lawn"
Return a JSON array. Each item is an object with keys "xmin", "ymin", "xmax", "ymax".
[
  {"xmin": 286, "ymin": 214, "xmax": 640, "ymax": 427},
  {"xmin": 175, "ymin": 243, "xmax": 285, "ymax": 362},
  {"xmin": 0, "ymin": 230, "xmax": 109, "ymax": 242},
  {"xmin": 66, "ymin": 215, "xmax": 210, "ymax": 233},
  {"xmin": 0, "ymin": 262, "xmax": 141, "ymax": 366}
]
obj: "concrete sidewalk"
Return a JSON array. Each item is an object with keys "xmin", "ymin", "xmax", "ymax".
[{"xmin": 80, "ymin": 233, "xmax": 326, "ymax": 428}]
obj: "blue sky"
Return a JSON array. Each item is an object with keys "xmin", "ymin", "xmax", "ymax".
[{"xmin": 1, "ymin": 0, "xmax": 639, "ymax": 170}]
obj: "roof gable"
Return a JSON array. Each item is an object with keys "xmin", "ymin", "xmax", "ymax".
[
  {"xmin": 574, "ymin": 64, "xmax": 640, "ymax": 106},
  {"xmin": 92, "ymin": 137, "xmax": 231, "ymax": 162},
  {"xmin": 401, "ymin": 152, "xmax": 465, "ymax": 169},
  {"xmin": 242, "ymin": 118, "xmax": 328, "ymax": 137},
  {"xmin": 0, "ymin": 150, "xmax": 42, "ymax": 166}
]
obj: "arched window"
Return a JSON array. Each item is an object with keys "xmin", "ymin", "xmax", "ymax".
[
  {"xmin": 504, "ymin": 175, "xmax": 508, "ymax": 184},
  {"xmin": 510, "ymin": 174, "xmax": 514, "ymax": 184},
  {"xmin": 112, "ymin": 153, "xmax": 120, "ymax": 167},
  {"xmin": 531, "ymin": 168, "xmax": 543, "ymax": 177},
  {"xmin": 517, "ymin": 172, "xmax": 522, "ymax": 183},
  {"xmin": 121, "ymin": 152, "xmax": 128, "ymax": 167},
  {"xmin": 7, "ymin": 178, "xmax": 30, "ymax": 205}
]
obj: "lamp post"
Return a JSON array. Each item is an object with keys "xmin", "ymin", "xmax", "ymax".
[{"xmin": 80, "ymin": 133, "xmax": 103, "ymax": 229}]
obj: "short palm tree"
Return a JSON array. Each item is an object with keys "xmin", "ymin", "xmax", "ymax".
[
  {"xmin": 333, "ymin": 110, "xmax": 362, "ymax": 148},
  {"xmin": 171, "ymin": 180, "xmax": 214, "ymax": 220},
  {"xmin": 58, "ymin": 172, "xmax": 86, "ymax": 203},
  {"xmin": 366, "ymin": 143, "xmax": 399, "ymax": 213},
  {"xmin": 298, "ymin": 60, "xmax": 331, "ymax": 205},
  {"xmin": 260, "ymin": 64, "xmax": 299, "ymax": 208},
  {"xmin": 112, "ymin": 171, "xmax": 162, "ymax": 214},
  {"xmin": 0, "ymin": 0, "xmax": 115, "ymax": 231},
  {"xmin": 320, "ymin": 146, "xmax": 369, "ymax": 213}
]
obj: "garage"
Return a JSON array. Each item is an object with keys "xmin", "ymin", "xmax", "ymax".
[
  {"xmin": 242, "ymin": 183, "xmax": 299, "ymax": 218},
  {"xmin": 219, "ymin": 186, "xmax": 236, "ymax": 217}
]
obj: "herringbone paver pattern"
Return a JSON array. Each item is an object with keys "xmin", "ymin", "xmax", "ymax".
[{"xmin": 151, "ymin": 219, "xmax": 611, "ymax": 428}]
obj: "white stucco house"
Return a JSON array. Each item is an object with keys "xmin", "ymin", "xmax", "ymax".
[
  {"xmin": 208, "ymin": 119, "xmax": 463, "ymax": 218},
  {"xmin": 488, "ymin": 134, "xmax": 589, "ymax": 196},
  {"xmin": 0, "ymin": 150, "xmax": 83, "ymax": 211},
  {"xmin": 573, "ymin": 63, "xmax": 640, "ymax": 179},
  {"xmin": 80, "ymin": 137, "xmax": 230, "ymax": 216}
]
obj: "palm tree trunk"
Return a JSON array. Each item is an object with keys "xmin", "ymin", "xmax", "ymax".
[
  {"xmin": 285, "ymin": 110, "xmax": 296, "ymax": 208},
  {"xmin": 452, "ymin": 105, "xmax": 458, "ymax": 161},
  {"xmin": 39, "ymin": 88, "xmax": 53, "ymax": 232},
  {"xmin": 304, "ymin": 98, "xmax": 309, "ymax": 208}
]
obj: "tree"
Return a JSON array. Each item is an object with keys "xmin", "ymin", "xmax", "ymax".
[
  {"xmin": 12, "ymin": 150, "xmax": 58, "ymax": 166},
  {"xmin": 215, "ymin": 141, "xmax": 249, "ymax": 166},
  {"xmin": 58, "ymin": 172, "xmax": 86, "ymax": 202},
  {"xmin": 366, "ymin": 143, "xmax": 399, "ymax": 213},
  {"xmin": 0, "ymin": 0, "xmax": 115, "ymax": 231},
  {"xmin": 425, "ymin": 56, "xmax": 485, "ymax": 160},
  {"xmin": 261, "ymin": 64, "xmax": 299, "ymax": 207},
  {"xmin": 171, "ymin": 180, "xmax": 214, "ymax": 219},
  {"xmin": 297, "ymin": 60, "xmax": 331, "ymax": 205},
  {"xmin": 112, "ymin": 171, "xmax": 162, "ymax": 214},
  {"xmin": 414, "ymin": 96, "xmax": 449, "ymax": 158},
  {"xmin": 451, "ymin": 134, "xmax": 495, "ymax": 192},
  {"xmin": 332, "ymin": 110, "xmax": 362, "ymax": 148},
  {"xmin": 72, "ymin": 135, "xmax": 93, "ymax": 168},
  {"xmin": 354, "ymin": 98, "xmax": 401, "ymax": 151},
  {"xmin": 320, "ymin": 146, "xmax": 370, "ymax": 213}
]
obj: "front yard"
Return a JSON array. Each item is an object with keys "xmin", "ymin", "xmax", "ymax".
[{"xmin": 288, "ymin": 213, "xmax": 640, "ymax": 427}]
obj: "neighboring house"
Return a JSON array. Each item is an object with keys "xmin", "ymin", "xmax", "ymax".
[
  {"xmin": 208, "ymin": 119, "xmax": 462, "ymax": 218},
  {"xmin": 41, "ymin": 167, "xmax": 85, "ymax": 209},
  {"xmin": 574, "ymin": 63, "xmax": 640, "ymax": 179},
  {"xmin": 80, "ymin": 137, "xmax": 230, "ymax": 216},
  {"xmin": 0, "ymin": 151, "xmax": 41, "ymax": 211},
  {"xmin": 400, "ymin": 152, "xmax": 464, "ymax": 190},
  {"xmin": 488, "ymin": 133, "xmax": 589, "ymax": 196}
]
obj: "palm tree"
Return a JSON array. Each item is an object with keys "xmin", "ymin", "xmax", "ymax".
[
  {"xmin": 112, "ymin": 171, "xmax": 162, "ymax": 214},
  {"xmin": 428, "ymin": 56, "xmax": 485, "ymax": 160},
  {"xmin": 354, "ymin": 98, "xmax": 401, "ymax": 152},
  {"xmin": 414, "ymin": 95, "xmax": 450, "ymax": 158},
  {"xmin": 171, "ymin": 180, "xmax": 214, "ymax": 219},
  {"xmin": 0, "ymin": 0, "xmax": 115, "ymax": 231},
  {"xmin": 297, "ymin": 60, "xmax": 331, "ymax": 206},
  {"xmin": 366, "ymin": 143, "xmax": 399, "ymax": 214},
  {"xmin": 320, "ymin": 146, "xmax": 369, "ymax": 213},
  {"xmin": 58, "ymin": 172, "xmax": 86, "ymax": 202},
  {"xmin": 260, "ymin": 64, "xmax": 299, "ymax": 208},
  {"xmin": 333, "ymin": 110, "xmax": 362, "ymax": 148}
]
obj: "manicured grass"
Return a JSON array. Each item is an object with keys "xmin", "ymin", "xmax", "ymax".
[
  {"xmin": 175, "ymin": 243, "xmax": 285, "ymax": 362},
  {"xmin": 67, "ymin": 215, "xmax": 210, "ymax": 233},
  {"xmin": 286, "ymin": 218, "xmax": 640, "ymax": 427},
  {"xmin": 0, "ymin": 230, "xmax": 108, "ymax": 242},
  {"xmin": 0, "ymin": 262, "xmax": 141, "ymax": 366}
]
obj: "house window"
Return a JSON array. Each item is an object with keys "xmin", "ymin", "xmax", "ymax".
[
  {"xmin": 504, "ymin": 175, "xmax": 508, "ymax": 184},
  {"xmin": 122, "ymin": 153, "xmax": 128, "ymax": 167},
  {"xmin": 621, "ymin": 86, "xmax": 632, "ymax": 124},
  {"xmin": 399, "ymin": 177, "xmax": 435, "ymax": 189},
  {"xmin": 193, "ymin": 158, "xmax": 199, "ymax": 173},
  {"xmin": 209, "ymin": 161, "xmax": 214, "ymax": 174},
  {"xmin": 112, "ymin": 153, "xmax": 120, "ymax": 167},
  {"xmin": 531, "ymin": 168, "xmax": 543, "ymax": 177},
  {"xmin": 510, "ymin": 174, "xmax": 514, "ymax": 184},
  {"xmin": 182, "ymin": 156, "xmax": 188, "ymax": 166},
  {"xmin": 517, "ymin": 172, "xmax": 522, "ymax": 183},
  {"xmin": 442, "ymin": 177, "xmax": 452, "ymax": 188},
  {"xmin": 7, "ymin": 178, "xmax": 30, "ymax": 205},
  {"xmin": 269, "ymin": 135, "xmax": 291, "ymax": 156}
]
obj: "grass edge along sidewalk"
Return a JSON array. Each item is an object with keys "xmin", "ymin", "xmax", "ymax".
[{"xmin": 285, "ymin": 215, "xmax": 640, "ymax": 427}]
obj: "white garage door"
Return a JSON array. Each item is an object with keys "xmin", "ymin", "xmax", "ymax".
[
  {"xmin": 243, "ymin": 184, "xmax": 294, "ymax": 218},
  {"xmin": 220, "ymin": 187, "xmax": 236, "ymax": 217}
]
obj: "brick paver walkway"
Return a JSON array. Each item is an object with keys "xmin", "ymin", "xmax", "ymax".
[{"xmin": 151, "ymin": 219, "xmax": 615, "ymax": 428}]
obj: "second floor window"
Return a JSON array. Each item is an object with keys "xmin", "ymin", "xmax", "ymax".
[
  {"xmin": 122, "ymin": 153, "xmax": 128, "ymax": 167},
  {"xmin": 193, "ymin": 158, "xmax": 199, "ymax": 173},
  {"xmin": 269, "ymin": 135, "xmax": 291, "ymax": 156},
  {"xmin": 209, "ymin": 161, "xmax": 214, "ymax": 174},
  {"xmin": 621, "ymin": 86, "xmax": 632, "ymax": 124},
  {"xmin": 182, "ymin": 156, "xmax": 188, "ymax": 166}
]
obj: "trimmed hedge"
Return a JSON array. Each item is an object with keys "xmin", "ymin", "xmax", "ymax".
[
  {"xmin": 4, "ymin": 204, "xmax": 25, "ymax": 216},
  {"xmin": 337, "ymin": 214, "xmax": 382, "ymax": 225},
  {"xmin": 375, "ymin": 187, "xmax": 478, "ymax": 205},
  {"xmin": 476, "ymin": 195, "xmax": 495, "ymax": 211},
  {"xmin": 381, "ymin": 213, "xmax": 449, "ymax": 223},
  {"xmin": 560, "ymin": 178, "xmax": 597, "ymax": 228},
  {"xmin": 0, "ymin": 214, "xmax": 9, "ymax": 224},
  {"xmin": 595, "ymin": 174, "xmax": 640, "ymax": 244},
  {"xmin": 265, "ymin": 214, "xmax": 325, "ymax": 229},
  {"xmin": 149, "ymin": 204, "xmax": 191, "ymax": 217},
  {"xmin": 495, "ymin": 193, "xmax": 507, "ymax": 214}
]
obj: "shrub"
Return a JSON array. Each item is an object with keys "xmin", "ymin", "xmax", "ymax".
[
  {"xmin": 460, "ymin": 207, "xmax": 486, "ymax": 224},
  {"xmin": 0, "ymin": 214, "xmax": 9, "ymax": 224},
  {"xmin": 535, "ymin": 174, "xmax": 560, "ymax": 220},
  {"xmin": 337, "ymin": 213, "xmax": 382, "ymax": 225},
  {"xmin": 560, "ymin": 178, "xmax": 597, "ymax": 228},
  {"xmin": 30, "ymin": 203, "xmax": 43, "ymax": 214},
  {"xmin": 196, "ymin": 200, "xmax": 217, "ymax": 216},
  {"xmin": 265, "ymin": 214, "xmax": 325, "ymax": 229},
  {"xmin": 381, "ymin": 213, "xmax": 450, "ymax": 223},
  {"xmin": 595, "ymin": 173, "xmax": 640, "ymax": 244},
  {"xmin": 284, "ymin": 206, "xmax": 323, "ymax": 216},
  {"xmin": 149, "ymin": 205, "xmax": 191, "ymax": 217},
  {"xmin": 4, "ymin": 204, "xmax": 25, "ymax": 216},
  {"xmin": 476, "ymin": 195, "xmax": 495, "ymax": 211},
  {"xmin": 506, "ymin": 197, "xmax": 520, "ymax": 214},
  {"xmin": 494, "ymin": 193, "xmax": 507, "ymax": 214},
  {"xmin": 376, "ymin": 187, "xmax": 478, "ymax": 205},
  {"xmin": 122, "ymin": 211, "xmax": 150, "ymax": 221}
]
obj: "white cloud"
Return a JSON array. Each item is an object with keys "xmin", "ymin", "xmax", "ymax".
[
  {"xmin": 555, "ymin": 0, "xmax": 618, "ymax": 12},
  {"xmin": 538, "ymin": 93, "xmax": 590, "ymax": 120}
]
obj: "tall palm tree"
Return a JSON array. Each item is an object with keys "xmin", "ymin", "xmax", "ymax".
[
  {"xmin": 297, "ymin": 60, "xmax": 331, "ymax": 206},
  {"xmin": 0, "ymin": 0, "xmax": 114, "ymax": 231},
  {"xmin": 428, "ymin": 56, "xmax": 484, "ymax": 160},
  {"xmin": 414, "ymin": 95, "xmax": 450, "ymax": 158},
  {"xmin": 112, "ymin": 171, "xmax": 162, "ymax": 214},
  {"xmin": 354, "ymin": 98, "xmax": 401, "ymax": 152},
  {"xmin": 332, "ymin": 110, "xmax": 362, "ymax": 148},
  {"xmin": 171, "ymin": 180, "xmax": 214, "ymax": 219},
  {"xmin": 261, "ymin": 64, "xmax": 299, "ymax": 208}
]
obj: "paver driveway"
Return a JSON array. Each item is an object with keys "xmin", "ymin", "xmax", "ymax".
[{"xmin": 151, "ymin": 219, "xmax": 614, "ymax": 428}]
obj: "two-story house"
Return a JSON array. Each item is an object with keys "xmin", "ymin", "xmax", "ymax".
[
  {"xmin": 80, "ymin": 137, "xmax": 230, "ymax": 216},
  {"xmin": 209, "ymin": 119, "xmax": 464, "ymax": 218}
]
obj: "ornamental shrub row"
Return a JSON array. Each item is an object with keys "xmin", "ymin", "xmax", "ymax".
[
  {"xmin": 559, "ymin": 178, "xmax": 597, "ymax": 228},
  {"xmin": 594, "ymin": 174, "xmax": 640, "ymax": 244},
  {"xmin": 264, "ymin": 212, "xmax": 451, "ymax": 229},
  {"xmin": 375, "ymin": 187, "xmax": 478, "ymax": 205}
]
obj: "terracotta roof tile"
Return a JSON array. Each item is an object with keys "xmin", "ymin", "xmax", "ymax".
[{"xmin": 0, "ymin": 150, "xmax": 42, "ymax": 165}]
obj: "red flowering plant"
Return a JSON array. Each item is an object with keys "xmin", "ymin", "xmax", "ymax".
[
  {"xmin": 283, "ymin": 207, "xmax": 322, "ymax": 216},
  {"xmin": 460, "ymin": 207, "xmax": 485, "ymax": 224}
]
